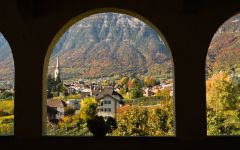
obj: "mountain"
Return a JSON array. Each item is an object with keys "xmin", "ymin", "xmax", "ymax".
[
  {"xmin": 206, "ymin": 14, "xmax": 240, "ymax": 77},
  {"xmin": 48, "ymin": 13, "xmax": 173, "ymax": 80},
  {"xmin": 0, "ymin": 33, "xmax": 14, "ymax": 88}
]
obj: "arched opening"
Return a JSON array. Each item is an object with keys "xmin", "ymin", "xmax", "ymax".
[
  {"xmin": 0, "ymin": 32, "xmax": 14, "ymax": 136},
  {"xmin": 43, "ymin": 9, "xmax": 175, "ymax": 136},
  {"xmin": 206, "ymin": 13, "xmax": 240, "ymax": 135}
]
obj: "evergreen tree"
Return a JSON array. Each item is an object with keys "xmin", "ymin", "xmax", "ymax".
[
  {"xmin": 47, "ymin": 74, "xmax": 54, "ymax": 92},
  {"xmin": 47, "ymin": 74, "xmax": 54, "ymax": 98},
  {"xmin": 55, "ymin": 73, "xmax": 62, "ymax": 85}
]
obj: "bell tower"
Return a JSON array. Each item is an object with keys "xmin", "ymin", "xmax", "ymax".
[{"xmin": 54, "ymin": 57, "xmax": 59, "ymax": 79}]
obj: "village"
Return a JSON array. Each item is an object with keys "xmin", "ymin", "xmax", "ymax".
[{"xmin": 46, "ymin": 59, "xmax": 173, "ymax": 124}]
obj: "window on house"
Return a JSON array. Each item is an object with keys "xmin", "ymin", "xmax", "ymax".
[
  {"xmin": 104, "ymin": 100, "xmax": 111, "ymax": 104},
  {"xmin": 206, "ymin": 14, "xmax": 240, "ymax": 135},
  {"xmin": 44, "ymin": 11, "xmax": 175, "ymax": 137},
  {"xmin": 0, "ymin": 33, "xmax": 14, "ymax": 136}
]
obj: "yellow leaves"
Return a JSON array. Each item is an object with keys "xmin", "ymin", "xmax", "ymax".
[
  {"xmin": 79, "ymin": 97, "xmax": 98, "ymax": 122},
  {"xmin": 0, "ymin": 115, "xmax": 14, "ymax": 135},
  {"xmin": 118, "ymin": 77, "xmax": 129, "ymax": 86},
  {"xmin": 206, "ymin": 71, "xmax": 238, "ymax": 111},
  {"xmin": 59, "ymin": 116, "xmax": 72, "ymax": 127},
  {"xmin": 206, "ymin": 71, "xmax": 240, "ymax": 135},
  {"xmin": 0, "ymin": 100, "xmax": 14, "ymax": 117},
  {"xmin": 113, "ymin": 103, "xmax": 174, "ymax": 136},
  {"xmin": 144, "ymin": 76, "xmax": 156, "ymax": 87}
]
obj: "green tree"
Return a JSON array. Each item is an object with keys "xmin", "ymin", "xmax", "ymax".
[
  {"xmin": 128, "ymin": 78, "xmax": 142, "ymax": 89},
  {"xmin": 87, "ymin": 116, "xmax": 117, "ymax": 137},
  {"xmin": 113, "ymin": 101, "xmax": 174, "ymax": 136},
  {"xmin": 119, "ymin": 85, "xmax": 128, "ymax": 95},
  {"xmin": 126, "ymin": 78, "xmax": 143, "ymax": 99},
  {"xmin": 47, "ymin": 74, "xmax": 63, "ymax": 98},
  {"xmin": 207, "ymin": 108, "xmax": 240, "ymax": 135},
  {"xmin": 129, "ymin": 88, "xmax": 142, "ymax": 99},
  {"xmin": 47, "ymin": 74, "xmax": 54, "ymax": 92},
  {"xmin": 64, "ymin": 106, "xmax": 75, "ymax": 116},
  {"xmin": 155, "ymin": 88, "xmax": 171, "ymax": 101},
  {"xmin": 0, "ymin": 108, "xmax": 3, "ymax": 117},
  {"xmin": 206, "ymin": 71, "xmax": 238, "ymax": 111},
  {"xmin": 87, "ymin": 116, "xmax": 106, "ymax": 136},
  {"xmin": 148, "ymin": 102, "xmax": 174, "ymax": 136},
  {"xmin": 113, "ymin": 106, "xmax": 149, "ymax": 136},
  {"xmin": 79, "ymin": 97, "xmax": 98, "ymax": 122},
  {"xmin": 144, "ymin": 76, "xmax": 157, "ymax": 87},
  {"xmin": 55, "ymin": 73, "xmax": 62, "ymax": 85},
  {"xmin": 105, "ymin": 117, "xmax": 118, "ymax": 134},
  {"xmin": 0, "ymin": 92, "xmax": 14, "ymax": 100},
  {"xmin": 118, "ymin": 77, "xmax": 129, "ymax": 86},
  {"xmin": 56, "ymin": 82, "xmax": 66, "ymax": 95}
]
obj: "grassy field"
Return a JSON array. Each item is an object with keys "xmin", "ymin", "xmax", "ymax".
[
  {"xmin": 0, "ymin": 99, "xmax": 14, "ymax": 116},
  {"xmin": 0, "ymin": 115, "xmax": 14, "ymax": 135},
  {"xmin": 0, "ymin": 99, "xmax": 14, "ymax": 135},
  {"xmin": 124, "ymin": 96, "xmax": 166, "ymax": 106}
]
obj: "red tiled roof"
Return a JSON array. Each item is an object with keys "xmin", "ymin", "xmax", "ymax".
[{"xmin": 47, "ymin": 99, "xmax": 67, "ymax": 107}]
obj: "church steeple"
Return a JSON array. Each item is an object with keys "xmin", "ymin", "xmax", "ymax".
[{"xmin": 54, "ymin": 57, "xmax": 59, "ymax": 79}]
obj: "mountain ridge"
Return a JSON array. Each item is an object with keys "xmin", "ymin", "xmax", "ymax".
[
  {"xmin": 0, "ymin": 33, "xmax": 14, "ymax": 88},
  {"xmin": 48, "ymin": 13, "xmax": 173, "ymax": 80},
  {"xmin": 207, "ymin": 14, "xmax": 240, "ymax": 76}
]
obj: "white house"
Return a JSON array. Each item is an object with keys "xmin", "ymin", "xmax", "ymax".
[
  {"xmin": 67, "ymin": 86, "xmax": 78, "ymax": 95},
  {"xmin": 81, "ymin": 88, "xmax": 92, "ymax": 93},
  {"xmin": 47, "ymin": 99, "xmax": 67, "ymax": 122},
  {"xmin": 142, "ymin": 87, "xmax": 155, "ymax": 97},
  {"xmin": 96, "ymin": 94, "xmax": 123, "ymax": 119},
  {"xmin": 66, "ymin": 99, "xmax": 80, "ymax": 110}
]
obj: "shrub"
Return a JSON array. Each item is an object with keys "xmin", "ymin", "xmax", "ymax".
[
  {"xmin": 65, "ymin": 106, "xmax": 75, "ymax": 116},
  {"xmin": 87, "ymin": 116, "xmax": 117, "ymax": 137},
  {"xmin": 113, "ymin": 102, "xmax": 174, "ymax": 136}
]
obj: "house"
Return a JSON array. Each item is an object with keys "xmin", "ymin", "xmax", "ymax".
[
  {"xmin": 151, "ymin": 85, "xmax": 161, "ymax": 93},
  {"xmin": 96, "ymin": 94, "xmax": 123, "ymax": 119},
  {"xmin": 81, "ymin": 86, "xmax": 92, "ymax": 93},
  {"xmin": 92, "ymin": 86, "xmax": 124, "ymax": 118},
  {"xmin": 47, "ymin": 99, "xmax": 67, "ymax": 123},
  {"xmin": 91, "ymin": 84, "xmax": 101, "ymax": 90},
  {"xmin": 79, "ymin": 92, "xmax": 91, "ymax": 100},
  {"xmin": 142, "ymin": 87, "xmax": 155, "ymax": 97},
  {"xmin": 66, "ymin": 99, "xmax": 80, "ymax": 110},
  {"xmin": 92, "ymin": 86, "xmax": 123, "ymax": 100},
  {"xmin": 91, "ymin": 86, "xmax": 113, "ymax": 95},
  {"xmin": 90, "ymin": 86, "xmax": 124, "ymax": 119},
  {"xmin": 67, "ymin": 86, "xmax": 78, "ymax": 95},
  {"xmin": 72, "ymin": 83, "xmax": 85, "ymax": 91}
]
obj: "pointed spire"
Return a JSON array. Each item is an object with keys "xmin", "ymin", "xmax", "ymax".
[
  {"xmin": 56, "ymin": 57, "xmax": 59, "ymax": 69},
  {"xmin": 54, "ymin": 57, "xmax": 59, "ymax": 79}
]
